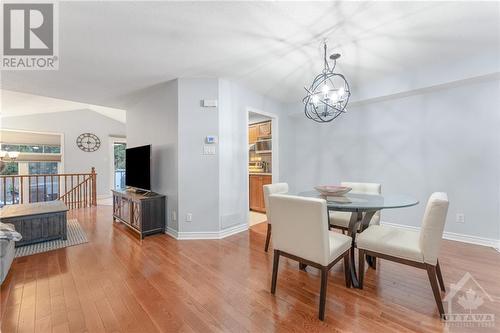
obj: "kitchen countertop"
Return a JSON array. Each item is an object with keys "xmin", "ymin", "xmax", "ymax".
[{"xmin": 249, "ymin": 172, "xmax": 272, "ymax": 176}]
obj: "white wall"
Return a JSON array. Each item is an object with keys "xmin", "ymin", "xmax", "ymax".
[
  {"xmin": 125, "ymin": 78, "xmax": 289, "ymax": 236},
  {"xmin": 126, "ymin": 80, "xmax": 179, "ymax": 231},
  {"xmin": 177, "ymin": 78, "xmax": 220, "ymax": 233},
  {"xmin": 2, "ymin": 109, "xmax": 126, "ymax": 197},
  {"xmin": 218, "ymin": 79, "xmax": 290, "ymax": 230},
  {"xmin": 285, "ymin": 77, "xmax": 500, "ymax": 242},
  {"xmin": 351, "ymin": 52, "xmax": 500, "ymax": 103},
  {"xmin": 126, "ymin": 78, "xmax": 223, "ymax": 234},
  {"xmin": 122, "ymin": 74, "xmax": 500, "ymax": 246}
]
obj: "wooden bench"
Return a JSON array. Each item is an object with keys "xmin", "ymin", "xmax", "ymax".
[{"xmin": 0, "ymin": 201, "xmax": 68, "ymax": 247}]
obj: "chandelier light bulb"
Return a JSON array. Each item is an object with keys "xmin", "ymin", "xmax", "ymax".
[
  {"xmin": 338, "ymin": 87, "xmax": 345, "ymax": 97},
  {"xmin": 8, "ymin": 151, "xmax": 19, "ymax": 159},
  {"xmin": 331, "ymin": 93, "xmax": 339, "ymax": 103}
]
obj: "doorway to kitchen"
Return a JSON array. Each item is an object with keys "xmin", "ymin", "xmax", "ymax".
[{"xmin": 247, "ymin": 109, "xmax": 277, "ymax": 226}]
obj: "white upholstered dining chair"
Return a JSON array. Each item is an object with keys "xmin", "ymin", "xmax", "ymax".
[
  {"xmin": 329, "ymin": 181, "xmax": 382, "ymax": 231},
  {"xmin": 269, "ymin": 194, "xmax": 352, "ymax": 320},
  {"xmin": 356, "ymin": 192, "xmax": 449, "ymax": 318},
  {"xmin": 262, "ymin": 183, "xmax": 289, "ymax": 252}
]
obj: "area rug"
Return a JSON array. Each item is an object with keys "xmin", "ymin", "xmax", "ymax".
[{"xmin": 15, "ymin": 219, "xmax": 88, "ymax": 258}]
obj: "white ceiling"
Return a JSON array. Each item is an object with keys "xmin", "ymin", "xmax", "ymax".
[
  {"xmin": 249, "ymin": 111, "xmax": 271, "ymax": 124},
  {"xmin": 1, "ymin": 1, "xmax": 499, "ymax": 109},
  {"xmin": 0, "ymin": 89, "xmax": 126, "ymax": 123}
]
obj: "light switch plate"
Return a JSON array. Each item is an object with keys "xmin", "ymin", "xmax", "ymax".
[
  {"xmin": 203, "ymin": 145, "xmax": 216, "ymax": 155},
  {"xmin": 202, "ymin": 99, "xmax": 218, "ymax": 107}
]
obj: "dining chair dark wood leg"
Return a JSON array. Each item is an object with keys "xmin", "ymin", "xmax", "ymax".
[
  {"xmin": 264, "ymin": 223, "xmax": 272, "ymax": 252},
  {"xmin": 299, "ymin": 263, "xmax": 307, "ymax": 271},
  {"xmin": 319, "ymin": 267, "xmax": 329, "ymax": 321},
  {"xmin": 271, "ymin": 249, "xmax": 348, "ymax": 321},
  {"xmin": 358, "ymin": 249, "xmax": 365, "ymax": 289},
  {"xmin": 343, "ymin": 252, "xmax": 351, "ymax": 288},
  {"xmin": 436, "ymin": 260, "xmax": 446, "ymax": 292},
  {"xmin": 271, "ymin": 250, "xmax": 280, "ymax": 294},
  {"xmin": 426, "ymin": 264, "xmax": 445, "ymax": 318},
  {"xmin": 365, "ymin": 255, "xmax": 377, "ymax": 269}
]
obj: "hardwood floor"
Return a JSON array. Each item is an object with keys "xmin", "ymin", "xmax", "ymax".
[{"xmin": 1, "ymin": 205, "xmax": 499, "ymax": 332}]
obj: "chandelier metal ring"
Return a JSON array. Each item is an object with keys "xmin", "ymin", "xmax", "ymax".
[{"xmin": 303, "ymin": 42, "xmax": 351, "ymax": 123}]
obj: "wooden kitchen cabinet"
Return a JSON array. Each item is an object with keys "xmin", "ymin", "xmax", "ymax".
[
  {"xmin": 249, "ymin": 174, "xmax": 272, "ymax": 213},
  {"xmin": 258, "ymin": 121, "xmax": 271, "ymax": 136},
  {"xmin": 249, "ymin": 125, "xmax": 258, "ymax": 144},
  {"xmin": 249, "ymin": 121, "xmax": 271, "ymax": 144}
]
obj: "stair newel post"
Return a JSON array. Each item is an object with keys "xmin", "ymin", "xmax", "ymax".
[{"xmin": 91, "ymin": 167, "xmax": 97, "ymax": 206}]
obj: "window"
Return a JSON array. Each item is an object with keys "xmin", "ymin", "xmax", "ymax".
[
  {"xmin": 114, "ymin": 143, "xmax": 126, "ymax": 189},
  {"xmin": 0, "ymin": 162, "xmax": 20, "ymax": 205},
  {"xmin": 0, "ymin": 131, "xmax": 63, "ymax": 205},
  {"xmin": 28, "ymin": 162, "xmax": 60, "ymax": 202},
  {"xmin": 42, "ymin": 145, "xmax": 61, "ymax": 153},
  {"xmin": 0, "ymin": 162, "xmax": 19, "ymax": 175},
  {"xmin": 1, "ymin": 144, "xmax": 61, "ymax": 154},
  {"xmin": 1, "ymin": 161, "xmax": 61, "ymax": 206},
  {"xmin": 29, "ymin": 161, "xmax": 59, "ymax": 175}
]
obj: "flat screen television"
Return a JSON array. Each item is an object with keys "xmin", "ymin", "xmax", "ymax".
[{"xmin": 125, "ymin": 144, "xmax": 151, "ymax": 191}]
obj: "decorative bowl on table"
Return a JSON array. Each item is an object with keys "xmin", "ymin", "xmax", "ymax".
[{"xmin": 314, "ymin": 185, "xmax": 352, "ymax": 197}]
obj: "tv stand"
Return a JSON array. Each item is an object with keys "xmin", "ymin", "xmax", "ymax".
[
  {"xmin": 112, "ymin": 189, "xmax": 166, "ymax": 239},
  {"xmin": 126, "ymin": 187, "xmax": 150, "ymax": 194}
]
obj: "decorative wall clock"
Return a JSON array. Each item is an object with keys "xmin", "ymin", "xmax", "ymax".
[{"xmin": 76, "ymin": 133, "xmax": 101, "ymax": 152}]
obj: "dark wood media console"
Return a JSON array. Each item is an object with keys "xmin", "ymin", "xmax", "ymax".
[{"xmin": 112, "ymin": 189, "xmax": 166, "ymax": 239}]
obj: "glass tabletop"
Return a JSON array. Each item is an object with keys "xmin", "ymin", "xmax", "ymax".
[{"xmin": 297, "ymin": 191, "xmax": 419, "ymax": 212}]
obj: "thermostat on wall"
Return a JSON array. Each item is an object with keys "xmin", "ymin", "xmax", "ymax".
[{"xmin": 205, "ymin": 136, "xmax": 217, "ymax": 144}]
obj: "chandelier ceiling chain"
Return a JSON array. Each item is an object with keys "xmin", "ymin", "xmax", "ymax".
[{"xmin": 303, "ymin": 41, "xmax": 351, "ymax": 123}]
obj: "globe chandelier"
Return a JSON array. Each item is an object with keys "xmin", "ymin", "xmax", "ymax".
[{"xmin": 303, "ymin": 41, "xmax": 351, "ymax": 123}]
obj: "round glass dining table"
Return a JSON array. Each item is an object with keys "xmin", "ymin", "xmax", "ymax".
[{"xmin": 297, "ymin": 191, "xmax": 419, "ymax": 288}]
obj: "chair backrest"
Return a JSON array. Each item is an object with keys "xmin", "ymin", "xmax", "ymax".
[
  {"xmin": 341, "ymin": 181, "xmax": 382, "ymax": 224},
  {"xmin": 263, "ymin": 183, "xmax": 289, "ymax": 223},
  {"xmin": 419, "ymin": 192, "xmax": 449, "ymax": 265},
  {"xmin": 269, "ymin": 194, "xmax": 331, "ymax": 266}
]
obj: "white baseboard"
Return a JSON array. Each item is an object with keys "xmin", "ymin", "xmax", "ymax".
[
  {"xmin": 166, "ymin": 226, "xmax": 178, "ymax": 239},
  {"xmin": 165, "ymin": 223, "xmax": 248, "ymax": 240},
  {"xmin": 380, "ymin": 221, "xmax": 500, "ymax": 250},
  {"xmin": 219, "ymin": 223, "xmax": 249, "ymax": 239},
  {"xmin": 167, "ymin": 221, "xmax": 500, "ymax": 250}
]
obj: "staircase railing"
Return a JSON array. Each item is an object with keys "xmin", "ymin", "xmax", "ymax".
[{"xmin": 0, "ymin": 167, "xmax": 97, "ymax": 209}]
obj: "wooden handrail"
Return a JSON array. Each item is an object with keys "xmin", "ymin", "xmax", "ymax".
[
  {"xmin": 0, "ymin": 167, "xmax": 97, "ymax": 209},
  {"xmin": 2, "ymin": 172, "xmax": 95, "ymax": 178},
  {"xmin": 59, "ymin": 175, "xmax": 93, "ymax": 208}
]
